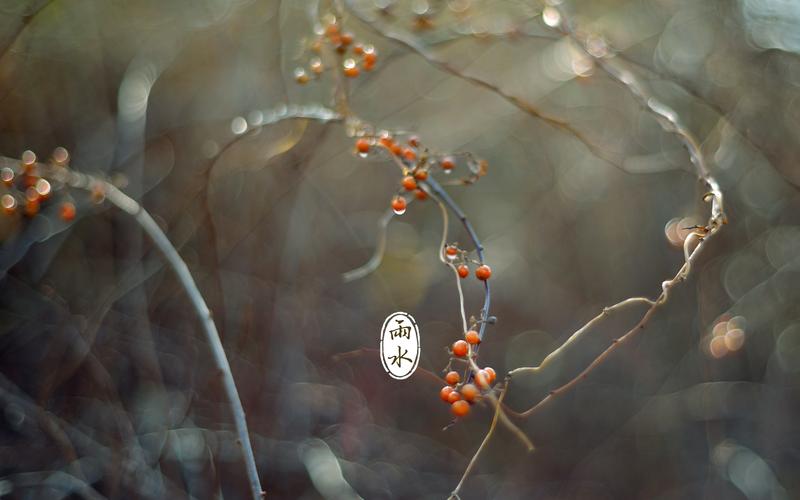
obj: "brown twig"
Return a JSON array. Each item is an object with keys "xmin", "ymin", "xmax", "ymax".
[{"xmin": 503, "ymin": 3, "xmax": 727, "ymax": 419}]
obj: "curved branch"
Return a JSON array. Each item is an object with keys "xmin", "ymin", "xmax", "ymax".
[
  {"xmin": 5, "ymin": 157, "xmax": 266, "ymax": 500},
  {"xmin": 341, "ymin": 208, "xmax": 394, "ymax": 282},
  {"xmin": 341, "ymin": 2, "xmax": 627, "ymax": 171}
]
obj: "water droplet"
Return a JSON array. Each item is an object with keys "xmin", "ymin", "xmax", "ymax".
[
  {"xmin": 21, "ymin": 150, "xmax": 36, "ymax": 166},
  {"xmin": 35, "ymin": 178, "xmax": 51, "ymax": 198},
  {"xmin": 1, "ymin": 194, "xmax": 17, "ymax": 213},
  {"xmin": 1, "ymin": 168, "xmax": 14, "ymax": 184},
  {"xmin": 52, "ymin": 147, "xmax": 69, "ymax": 165},
  {"xmin": 357, "ymin": 152, "xmax": 368, "ymax": 158},
  {"xmin": 542, "ymin": 6, "xmax": 561, "ymax": 27},
  {"xmin": 231, "ymin": 116, "xmax": 248, "ymax": 135}
]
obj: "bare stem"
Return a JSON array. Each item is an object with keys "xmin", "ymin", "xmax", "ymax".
[
  {"xmin": 424, "ymin": 176, "xmax": 491, "ymax": 387},
  {"xmin": 507, "ymin": 296, "xmax": 654, "ymax": 378},
  {"xmin": 16, "ymin": 159, "xmax": 265, "ymax": 500},
  {"xmin": 447, "ymin": 385, "xmax": 509, "ymax": 500},
  {"xmin": 341, "ymin": 208, "xmax": 394, "ymax": 282},
  {"xmin": 502, "ymin": 4, "xmax": 728, "ymax": 420},
  {"xmin": 341, "ymin": 1, "xmax": 627, "ymax": 171}
]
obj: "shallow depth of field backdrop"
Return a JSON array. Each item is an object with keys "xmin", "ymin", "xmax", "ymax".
[{"xmin": 1, "ymin": 0, "xmax": 800, "ymax": 499}]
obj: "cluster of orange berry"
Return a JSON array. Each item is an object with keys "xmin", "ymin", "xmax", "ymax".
[
  {"xmin": 295, "ymin": 21, "xmax": 378, "ymax": 84},
  {"xmin": 1, "ymin": 149, "xmax": 76, "ymax": 221},
  {"xmin": 444, "ymin": 244, "xmax": 491, "ymax": 281},
  {"xmin": 439, "ymin": 364, "xmax": 497, "ymax": 417},
  {"xmin": 352, "ymin": 134, "xmax": 461, "ymax": 215}
]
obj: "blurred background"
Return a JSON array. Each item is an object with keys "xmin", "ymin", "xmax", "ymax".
[{"xmin": 1, "ymin": 0, "xmax": 799, "ymax": 498}]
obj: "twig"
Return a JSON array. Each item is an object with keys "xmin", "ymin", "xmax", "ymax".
[
  {"xmin": 504, "ymin": 3, "xmax": 727, "ymax": 419},
  {"xmin": 508, "ymin": 232, "xmax": 713, "ymax": 418},
  {"xmin": 447, "ymin": 384, "xmax": 509, "ymax": 500},
  {"xmin": 433, "ymin": 199, "xmax": 468, "ymax": 333},
  {"xmin": 424, "ymin": 177, "xmax": 490, "ymax": 344},
  {"xmin": 468, "ymin": 358, "xmax": 533, "ymax": 451},
  {"xmin": 507, "ymin": 297, "xmax": 654, "ymax": 378},
  {"xmin": 341, "ymin": 1, "xmax": 627, "ymax": 172},
  {"xmin": 5, "ymin": 157, "xmax": 265, "ymax": 500},
  {"xmin": 332, "ymin": 347, "xmax": 446, "ymax": 386},
  {"xmin": 429, "ymin": 190, "xmax": 532, "ymax": 453},
  {"xmin": 341, "ymin": 208, "xmax": 394, "ymax": 282}
]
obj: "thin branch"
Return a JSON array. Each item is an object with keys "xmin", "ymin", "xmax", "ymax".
[
  {"xmin": 2, "ymin": 156, "xmax": 265, "ymax": 500},
  {"xmin": 549, "ymin": 4, "xmax": 724, "ymax": 224},
  {"xmin": 508, "ymin": 233, "xmax": 710, "ymax": 418},
  {"xmin": 500, "ymin": 4, "xmax": 728, "ymax": 420},
  {"xmin": 433, "ymin": 198, "xmax": 468, "ymax": 333},
  {"xmin": 468, "ymin": 357, "xmax": 534, "ymax": 451},
  {"xmin": 341, "ymin": 1, "xmax": 627, "ymax": 172},
  {"xmin": 507, "ymin": 296, "xmax": 654, "ymax": 377},
  {"xmin": 341, "ymin": 208, "xmax": 394, "ymax": 282},
  {"xmin": 424, "ymin": 176, "xmax": 490, "ymax": 344},
  {"xmin": 332, "ymin": 347, "xmax": 446, "ymax": 386},
  {"xmin": 447, "ymin": 384, "xmax": 509, "ymax": 500}
]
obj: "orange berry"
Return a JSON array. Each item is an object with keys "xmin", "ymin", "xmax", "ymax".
[
  {"xmin": 401, "ymin": 176, "xmax": 417, "ymax": 191},
  {"xmin": 379, "ymin": 136, "xmax": 394, "ymax": 149},
  {"xmin": 402, "ymin": 148, "xmax": 416, "ymax": 162},
  {"xmin": 363, "ymin": 61, "xmax": 375, "ymax": 72},
  {"xmin": 460, "ymin": 383, "xmax": 479, "ymax": 402},
  {"xmin": 452, "ymin": 339, "xmax": 468, "ymax": 357},
  {"xmin": 413, "ymin": 169, "xmax": 428, "ymax": 180},
  {"xmin": 353, "ymin": 43, "xmax": 364, "ymax": 55},
  {"xmin": 474, "ymin": 370, "xmax": 490, "ymax": 389},
  {"xmin": 465, "ymin": 330, "xmax": 480, "ymax": 345},
  {"xmin": 60, "ymin": 202, "xmax": 76, "ymax": 221},
  {"xmin": 355, "ymin": 138, "xmax": 370, "ymax": 153},
  {"xmin": 457, "ymin": 264, "xmax": 469, "ymax": 278},
  {"xmin": 344, "ymin": 66, "xmax": 360, "ymax": 78},
  {"xmin": 445, "ymin": 245, "xmax": 458, "ymax": 256},
  {"xmin": 475, "ymin": 264, "xmax": 491, "ymax": 281},
  {"xmin": 295, "ymin": 69, "xmax": 310, "ymax": 84},
  {"xmin": 484, "ymin": 367, "xmax": 497, "ymax": 384},
  {"xmin": 25, "ymin": 199, "xmax": 39, "ymax": 217},
  {"xmin": 445, "ymin": 370, "xmax": 460, "ymax": 385},
  {"xmin": 414, "ymin": 189, "xmax": 428, "ymax": 201},
  {"xmin": 91, "ymin": 184, "xmax": 105, "ymax": 204},
  {"xmin": 340, "ymin": 32, "xmax": 354, "ymax": 46},
  {"xmin": 440, "ymin": 385, "xmax": 455, "ymax": 402},
  {"xmin": 390, "ymin": 143, "xmax": 403, "ymax": 156},
  {"xmin": 408, "ymin": 136, "xmax": 420, "ymax": 147},
  {"xmin": 447, "ymin": 390, "xmax": 461, "ymax": 403},
  {"xmin": 364, "ymin": 52, "xmax": 377, "ymax": 66},
  {"xmin": 309, "ymin": 58, "xmax": 324, "ymax": 74},
  {"xmin": 22, "ymin": 175, "xmax": 38, "ymax": 188},
  {"xmin": 325, "ymin": 23, "xmax": 339, "ymax": 37},
  {"xmin": 391, "ymin": 196, "xmax": 406, "ymax": 215},
  {"xmin": 441, "ymin": 156, "xmax": 455, "ymax": 170},
  {"xmin": 451, "ymin": 399, "xmax": 470, "ymax": 417}
]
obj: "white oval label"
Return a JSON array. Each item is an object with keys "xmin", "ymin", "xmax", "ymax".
[{"xmin": 379, "ymin": 311, "xmax": 420, "ymax": 380}]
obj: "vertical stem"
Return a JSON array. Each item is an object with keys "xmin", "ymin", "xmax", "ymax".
[{"xmin": 43, "ymin": 164, "xmax": 264, "ymax": 500}]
